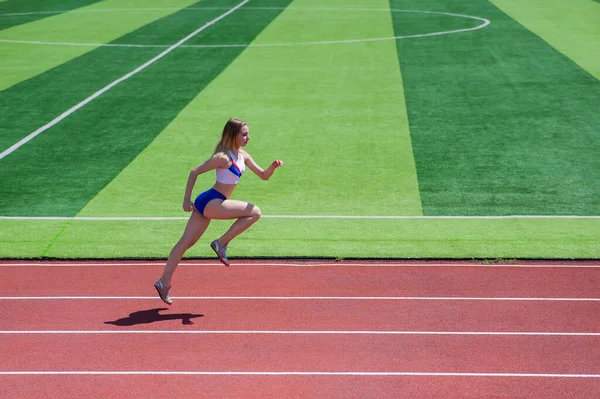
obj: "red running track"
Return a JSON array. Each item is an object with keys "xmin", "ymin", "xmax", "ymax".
[{"xmin": 1, "ymin": 259, "xmax": 599, "ymax": 398}]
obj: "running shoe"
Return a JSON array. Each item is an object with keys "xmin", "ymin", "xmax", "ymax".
[
  {"xmin": 210, "ymin": 240, "xmax": 230, "ymax": 266},
  {"xmin": 154, "ymin": 279, "xmax": 173, "ymax": 305}
]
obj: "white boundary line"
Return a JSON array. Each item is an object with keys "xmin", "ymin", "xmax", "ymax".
[
  {"xmin": 0, "ymin": 262, "xmax": 599, "ymax": 268},
  {"xmin": 1, "ymin": 296, "xmax": 599, "ymax": 301},
  {"xmin": 0, "ymin": 371, "xmax": 598, "ymax": 377},
  {"xmin": 1, "ymin": 215, "xmax": 599, "ymax": 220},
  {"xmin": 0, "ymin": 0, "xmax": 249, "ymax": 160},
  {"xmin": 0, "ymin": 330, "xmax": 599, "ymax": 336}
]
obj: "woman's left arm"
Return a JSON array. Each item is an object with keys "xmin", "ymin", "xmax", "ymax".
[{"xmin": 243, "ymin": 150, "xmax": 284, "ymax": 180}]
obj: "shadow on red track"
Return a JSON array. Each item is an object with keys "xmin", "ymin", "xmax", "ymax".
[{"xmin": 104, "ymin": 308, "xmax": 204, "ymax": 326}]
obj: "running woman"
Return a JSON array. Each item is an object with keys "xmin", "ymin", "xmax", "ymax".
[{"xmin": 154, "ymin": 117, "xmax": 284, "ymax": 305}]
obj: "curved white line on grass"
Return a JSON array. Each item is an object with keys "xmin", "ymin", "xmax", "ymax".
[
  {"xmin": 1, "ymin": 215, "xmax": 599, "ymax": 220},
  {"xmin": 0, "ymin": 0, "xmax": 249, "ymax": 160},
  {"xmin": 0, "ymin": 9, "xmax": 490, "ymax": 49},
  {"xmin": 0, "ymin": 371, "xmax": 598, "ymax": 377}
]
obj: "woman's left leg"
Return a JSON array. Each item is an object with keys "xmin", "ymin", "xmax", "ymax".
[{"xmin": 203, "ymin": 199, "xmax": 262, "ymax": 247}]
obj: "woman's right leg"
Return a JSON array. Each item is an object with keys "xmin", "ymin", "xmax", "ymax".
[{"xmin": 160, "ymin": 210, "xmax": 211, "ymax": 286}]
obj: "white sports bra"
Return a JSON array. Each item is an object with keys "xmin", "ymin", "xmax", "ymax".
[{"xmin": 215, "ymin": 151, "xmax": 245, "ymax": 184}]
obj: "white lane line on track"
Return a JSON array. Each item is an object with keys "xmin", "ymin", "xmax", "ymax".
[
  {"xmin": 1, "ymin": 330, "xmax": 599, "ymax": 336},
  {"xmin": 0, "ymin": 0, "xmax": 249, "ymax": 160},
  {"xmin": 0, "ymin": 371, "xmax": 598, "ymax": 377},
  {"xmin": 1, "ymin": 262, "xmax": 599, "ymax": 268},
  {"xmin": 1, "ymin": 296, "xmax": 599, "ymax": 301}
]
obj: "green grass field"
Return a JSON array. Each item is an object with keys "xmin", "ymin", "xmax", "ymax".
[{"xmin": 1, "ymin": 0, "xmax": 599, "ymax": 259}]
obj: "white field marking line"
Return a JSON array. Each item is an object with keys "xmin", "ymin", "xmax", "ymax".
[
  {"xmin": 0, "ymin": 0, "xmax": 249, "ymax": 160},
  {"xmin": 0, "ymin": 9, "xmax": 489, "ymax": 48},
  {"xmin": 1, "ymin": 262, "xmax": 599, "ymax": 269},
  {"xmin": 2, "ymin": 215, "xmax": 600, "ymax": 220},
  {"xmin": 2, "ymin": 296, "xmax": 599, "ymax": 301},
  {"xmin": 1, "ymin": 330, "xmax": 599, "ymax": 336},
  {"xmin": 0, "ymin": 371, "xmax": 599, "ymax": 378}
]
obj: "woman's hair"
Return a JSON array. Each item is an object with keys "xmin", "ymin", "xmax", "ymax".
[{"xmin": 214, "ymin": 117, "xmax": 247, "ymax": 154}]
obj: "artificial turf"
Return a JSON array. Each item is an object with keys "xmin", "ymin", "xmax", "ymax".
[{"xmin": 1, "ymin": 0, "xmax": 599, "ymax": 259}]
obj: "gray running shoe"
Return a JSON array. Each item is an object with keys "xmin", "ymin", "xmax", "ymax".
[
  {"xmin": 154, "ymin": 279, "xmax": 172, "ymax": 305},
  {"xmin": 210, "ymin": 240, "xmax": 230, "ymax": 266}
]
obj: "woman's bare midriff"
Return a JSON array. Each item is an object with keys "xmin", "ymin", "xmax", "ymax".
[{"xmin": 213, "ymin": 181, "xmax": 236, "ymax": 199}]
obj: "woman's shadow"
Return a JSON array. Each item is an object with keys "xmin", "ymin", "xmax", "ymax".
[{"xmin": 105, "ymin": 308, "xmax": 204, "ymax": 326}]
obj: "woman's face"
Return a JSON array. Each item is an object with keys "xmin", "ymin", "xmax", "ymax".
[{"xmin": 237, "ymin": 124, "xmax": 250, "ymax": 147}]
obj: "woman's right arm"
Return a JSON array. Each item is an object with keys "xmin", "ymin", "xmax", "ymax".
[{"xmin": 182, "ymin": 153, "xmax": 228, "ymax": 211}]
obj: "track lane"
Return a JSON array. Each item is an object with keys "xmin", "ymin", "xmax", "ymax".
[
  {"xmin": 1, "ymin": 298, "xmax": 600, "ymax": 333},
  {"xmin": 1, "ymin": 262, "xmax": 599, "ymax": 298},
  {"xmin": 2, "ymin": 374, "xmax": 599, "ymax": 399},
  {"xmin": 1, "ymin": 334, "xmax": 599, "ymax": 377}
]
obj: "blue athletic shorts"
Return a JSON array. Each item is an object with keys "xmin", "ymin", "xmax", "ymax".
[{"xmin": 194, "ymin": 188, "xmax": 226, "ymax": 216}]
